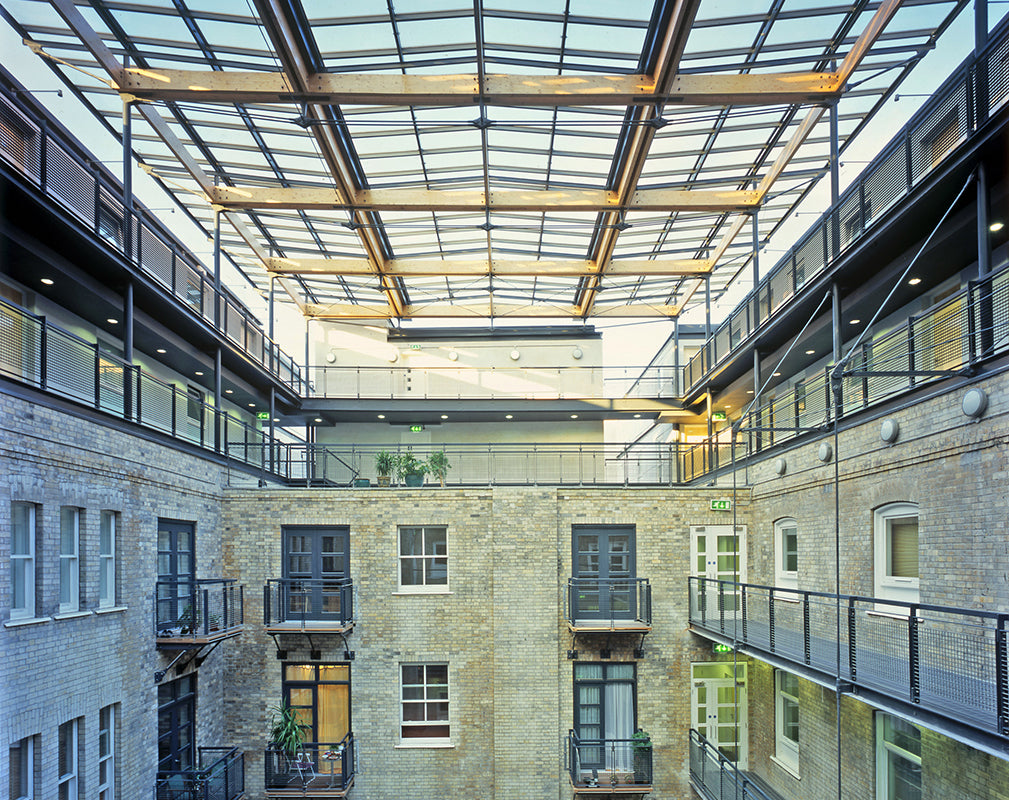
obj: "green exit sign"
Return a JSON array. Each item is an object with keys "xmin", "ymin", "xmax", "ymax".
[
  {"xmin": 713, "ymin": 643, "xmax": 733, "ymax": 654},
  {"xmin": 409, "ymin": 344, "xmax": 422, "ymax": 350},
  {"xmin": 711, "ymin": 410, "xmax": 727, "ymax": 421},
  {"xmin": 409, "ymin": 424, "xmax": 425, "ymax": 432},
  {"xmin": 256, "ymin": 411, "xmax": 270, "ymax": 420},
  {"xmin": 710, "ymin": 499, "xmax": 732, "ymax": 512}
]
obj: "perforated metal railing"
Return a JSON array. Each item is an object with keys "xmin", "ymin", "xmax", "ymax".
[
  {"xmin": 0, "ymin": 86, "xmax": 303, "ymax": 393},
  {"xmin": 689, "ymin": 730, "xmax": 780, "ymax": 800},
  {"xmin": 684, "ymin": 18, "xmax": 1009, "ymax": 396},
  {"xmin": 688, "ymin": 577, "xmax": 1009, "ymax": 739},
  {"xmin": 679, "ymin": 262, "xmax": 1009, "ymax": 481},
  {"xmin": 154, "ymin": 746, "xmax": 244, "ymax": 800},
  {"xmin": 0, "ymin": 296, "xmax": 273, "ymax": 468}
]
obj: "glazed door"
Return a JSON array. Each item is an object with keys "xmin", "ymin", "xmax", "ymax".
[
  {"xmin": 283, "ymin": 527, "xmax": 349, "ymax": 621},
  {"xmin": 573, "ymin": 525, "xmax": 635, "ymax": 621},
  {"xmin": 692, "ymin": 662, "xmax": 748, "ymax": 769},
  {"xmin": 690, "ymin": 525, "xmax": 746, "ymax": 619}
]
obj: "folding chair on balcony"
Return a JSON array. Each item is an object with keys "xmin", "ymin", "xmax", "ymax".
[{"xmin": 290, "ymin": 751, "xmax": 316, "ymax": 787}]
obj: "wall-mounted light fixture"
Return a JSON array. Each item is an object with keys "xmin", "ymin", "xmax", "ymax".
[
  {"xmin": 774, "ymin": 457, "xmax": 787, "ymax": 475},
  {"xmin": 510, "ymin": 349, "xmax": 521, "ymax": 361},
  {"xmin": 961, "ymin": 387, "xmax": 988, "ymax": 419},
  {"xmin": 817, "ymin": 442, "xmax": 832, "ymax": 462},
  {"xmin": 880, "ymin": 418, "xmax": 899, "ymax": 443}
]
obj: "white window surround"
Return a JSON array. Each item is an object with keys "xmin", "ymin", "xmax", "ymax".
[
  {"xmin": 60, "ymin": 507, "xmax": 81, "ymax": 613},
  {"xmin": 10, "ymin": 735, "xmax": 35, "ymax": 800},
  {"xmin": 58, "ymin": 718, "xmax": 80, "ymax": 799},
  {"xmin": 875, "ymin": 713, "xmax": 921, "ymax": 800},
  {"xmin": 398, "ymin": 526, "xmax": 448, "ymax": 593},
  {"xmin": 11, "ymin": 502, "xmax": 36, "ymax": 620},
  {"xmin": 99, "ymin": 704, "xmax": 116, "ymax": 800},
  {"xmin": 400, "ymin": 663, "xmax": 450, "ymax": 743},
  {"xmin": 874, "ymin": 503, "xmax": 919, "ymax": 606},
  {"xmin": 774, "ymin": 670, "xmax": 800, "ymax": 777},
  {"xmin": 99, "ymin": 511, "xmax": 117, "ymax": 608},
  {"xmin": 774, "ymin": 518, "xmax": 798, "ymax": 592}
]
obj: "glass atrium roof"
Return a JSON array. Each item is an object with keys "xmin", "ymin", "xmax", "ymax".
[{"xmin": 1, "ymin": 0, "xmax": 970, "ymax": 323}]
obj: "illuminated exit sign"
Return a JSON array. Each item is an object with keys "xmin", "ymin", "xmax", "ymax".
[
  {"xmin": 256, "ymin": 412, "xmax": 270, "ymax": 420},
  {"xmin": 710, "ymin": 499, "xmax": 732, "ymax": 512},
  {"xmin": 712, "ymin": 643, "xmax": 733, "ymax": 654},
  {"xmin": 711, "ymin": 410, "xmax": 727, "ymax": 421},
  {"xmin": 409, "ymin": 424, "xmax": 425, "ymax": 432}
]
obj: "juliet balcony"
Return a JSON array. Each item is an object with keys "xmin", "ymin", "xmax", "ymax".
[
  {"xmin": 154, "ymin": 746, "xmax": 244, "ymax": 800},
  {"xmin": 264, "ymin": 736, "xmax": 355, "ymax": 798},
  {"xmin": 264, "ymin": 579, "xmax": 355, "ymax": 634},
  {"xmin": 688, "ymin": 577, "xmax": 1009, "ymax": 749},
  {"xmin": 567, "ymin": 578, "xmax": 653, "ymax": 633},
  {"xmin": 155, "ymin": 579, "xmax": 244, "ymax": 647},
  {"xmin": 567, "ymin": 731, "xmax": 653, "ymax": 794}
]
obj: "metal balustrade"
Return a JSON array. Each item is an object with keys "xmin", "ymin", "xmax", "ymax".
[
  {"xmin": 684, "ymin": 18, "xmax": 1009, "ymax": 397},
  {"xmin": 265, "ymin": 735, "xmax": 355, "ymax": 795},
  {"xmin": 567, "ymin": 578, "xmax": 652, "ymax": 630},
  {"xmin": 567, "ymin": 731, "xmax": 652, "ymax": 791},
  {"xmin": 689, "ymin": 730, "xmax": 779, "ymax": 800},
  {"xmin": 679, "ymin": 261, "xmax": 1009, "ymax": 482},
  {"xmin": 264, "ymin": 579, "xmax": 354, "ymax": 630},
  {"xmin": 0, "ymin": 87, "xmax": 303, "ymax": 393},
  {"xmin": 155, "ymin": 579, "xmax": 244, "ymax": 643},
  {"xmin": 154, "ymin": 746, "xmax": 244, "ymax": 800},
  {"xmin": 688, "ymin": 577, "xmax": 1009, "ymax": 739}
]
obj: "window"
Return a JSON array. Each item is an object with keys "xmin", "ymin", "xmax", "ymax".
[
  {"xmin": 400, "ymin": 664, "xmax": 449, "ymax": 741},
  {"xmin": 283, "ymin": 664, "xmax": 350, "ymax": 748},
  {"xmin": 158, "ymin": 676, "xmax": 196, "ymax": 772},
  {"xmin": 574, "ymin": 663, "xmax": 636, "ymax": 772},
  {"xmin": 774, "ymin": 670, "xmax": 799, "ymax": 775},
  {"xmin": 57, "ymin": 719, "xmax": 80, "ymax": 800},
  {"xmin": 9, "ymin": 736, "xmax": 36, "ymax": 800},
  {"xmin": 774, "ymin": 518, "xmax": 798, "ymax": 591},
  {"xmin": 98, "ymin": 705, "xmax": 116, "ymax": 800},
  {"xmin": 921, "ymin": 108, "xmax": 960, "ymax": 169},
  {"xmin": 186, "ymin": 386, "xmax": 203, "ymax": 425},
  {"xmin": 572, "ymin": 525, "xmax": 636, "ymax": 620},
  {"xmin": 398, "ymin": 526, "xmax": 447, "ymax": 591},
  {"xmin": 874, "ymin": 503, "xmax": 919, "ymax": 605},
  {"xmin": 59, "ymin": 507, "xmax": 80, "ymax": 613},
  {"xmin": 876, "ymin": 713, "xmax": 921, "ymax": 800},
  {"xmin": 156, "ymin": 519, "xmax": 195, "ymax": 632},
  {"xmin": 283, "ymin": 526, "xmax": 350, "ymax": 620},
  {"xmin": 11, "ymin": 502, "xmax": 36, "ymax": 619},
  {"xmin": 99, "ymin": 512, "xmax": 117, "ymax": 608}
]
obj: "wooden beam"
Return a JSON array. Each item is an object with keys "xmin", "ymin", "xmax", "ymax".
[
  {"xmin": 116, "ymin": 67, "xmax": 842, "ymax": 106},
  {"xmin": 266, "ymin": 257, "xmax": 713, "ymax": 277},
  {"xmin": 209, "ymin": 186, "xmax": 759, "ymax": 212}
]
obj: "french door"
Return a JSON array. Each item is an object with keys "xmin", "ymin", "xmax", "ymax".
[
  {"xmin": 574, "ymin": 663, "xmax": 636, "ymax": 773},
  {"xmin": 283, "ymin": 526, "xmax": 349, "ymax": 620},
  {"xmin": 692, "ymin": 662, "xmax": 748, "ymax": 769},
  {"xmin": 283, "ymin": 664, "xmax": 350, "ymax": 775},
  {"xmin": 157, "ymin": 519, "xmax": 195, "ymax": 630},
  {"xmin": 158, "ymin": 675, "xmax": 196, "ymax": 772},
  {"xmin": 573, "ymin": 525, "xmax": 635, "ymax": 621},
  {"xmin": 690, "ymin": 525, "xmax": 746, "ymax": 619}
]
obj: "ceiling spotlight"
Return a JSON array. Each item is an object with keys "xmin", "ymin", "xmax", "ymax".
[
  {"xmin": 40, "ymin": 278, "xmax": 54, "ymax": 285},
  {"xmin": 505, "ymin": 414, "xmax": 513, "ymax": 420},
  {"xmin": 908, "ymin": 277, "xmax": 921, "ymax": 286},
  {"xmin": 225, "ymin": 389, "xmax": 234, "ymax": 394},
  {"xmin": 570, "ymin": 414, "xmax": 579, "ymax": 419},
  {"xmin": 746, "ymin": 390, "xmax": 754, "ymax": 394},
  {"xmin": 850, "ymin": 318, "xmax": 861, "ymax": 324},
  {"xmin": 156, "ymin": 348, "xmax": 167, "ymax": 354},
  {"xmin": 440, "ymin": 414, "xmax": 448, "ymax": 419},
  {"xmin": 773, "ymin": 372, "xmax": 781, "ymax": 377},
  {"xmin": 195, "ymin": 371, "xmax": 204, "ymax": 376},
  {"xmin": 377, "ymin": 414, "xmax": 386, "ymax": 419},
  {"xmin": 314, "ymin": 418, "xmax": 323, "ymax": 423},
  {"xmin": 805, "ymin": 349, "xmax": 815, "ymax": 355},
  {"xmin": 990, "ymin": 221, "xmax": 1004, "ymax": 232},
  {"xmin": 248, "ymin": 403, "xmax": 255, "ymax": 407},
  {"xmin": 634, "ymin": 414, "xmax": 641, "ymax": 418},
  {"xmin": 107, "ymin": 318, "xmax": 118, "ymax": 324}
]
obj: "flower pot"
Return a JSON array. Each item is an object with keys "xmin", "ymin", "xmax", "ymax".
[
  {"xmin": 377, "ymin": 475, "xmax": 391, "ymax": 487},
  {"xmin": 353, "ymin": 477, "xmax": 370, "ymax": 487},
  {"xmin": 404, "ymin": 473, "xmax": 424, "ymax": 487}
]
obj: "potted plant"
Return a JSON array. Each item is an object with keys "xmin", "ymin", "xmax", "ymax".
[
  {"xmin": 631, "ymin": 729, "xmax": 652, "ymax": 784},
  {"xmin": 396, "ymin": 452, "xmax": 428, "ymax": 487},
  {"xmin": 375, "ymin": 450, "xmax": 395, "ymax": 487},
  {"xmin": 426, "ymin": 450, "xmax": 451, "ymax": 486},
  {"xmin": 269, "ymin": 701, "xmax": 309, "ymax": 763}
]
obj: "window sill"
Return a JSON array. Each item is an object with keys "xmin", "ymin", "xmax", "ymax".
[
  {"xmin": 771, "ymin": 755, "xmax": 800, "ymax": 780},
  {"xmin": 54, "ymin": 610, "xmax": 91, "ymax": 620},
  {"xmin": 393, "ymin": 590, "xmax": 454, "ymax": 596},
  {"xmin": 95, "ymin": 605, "xmax": 128, "ymax": 615},
  {"xmin": 395, "ymin": 741, "xmax": 454, "ymax": 749},
  {"xmin": 4, "ymin": 616, "xmax": 52, "ymax": 628}
]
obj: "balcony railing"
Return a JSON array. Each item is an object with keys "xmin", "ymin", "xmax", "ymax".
[
  {"xmin": 567, "ymin": 578, "xmax": 652, "ymax": 631},
  {"xmin": 567, "ymin": 731, "xmax": 652, "ymax": 792},
  {"xmin": 233, "ymin": 441, "xmax": 679, "ymax": 487},
  {"xmin": 154, "ymin": 746, "xmax": 244, "ymax": 800},
  {"xmin": 0, "ymin": 87, "xmax": 303, "ymax": 393},
  {"xmin": 688, "ymin": 577, "xmax": 1009, "ymax": 739},
  {"xmin": 689, "ymin": 730, "xmax": 779, "ymax": 800},
  {"xmin": 155, "ymin": 579, "xmax": 244, "ymax": 644},
  {"xmin": 265, "ymin": 736, "xmax": 355, "ymax": 795},
  {"xmin": 684, "ymin": 16, "xmax": 1009, "ymax": 396},
  {"xmin": 679, "ymin": 260, "xmax": 1009, "ymax": 482},
  {"xmin": 306, "ymin": 364, "xmax": 680, "ymax": 400},
  {"xmin": 264, "ymin": 579, "xmax": 354, "ymax": 631}
]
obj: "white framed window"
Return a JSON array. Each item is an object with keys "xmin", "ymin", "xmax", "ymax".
[
  {"xmin": 9, "ymin": 735, "xmax": 36, "ymax": 800},
  {"xmin": 398, "ymin": 526, "xmax": 448, "ymax": 592},
  {"xmin": 774, "ymin": 670, "xmax": 800, "ymax": 776},
  {"xmin": 59, "ymin": 507, "xmax": 80, "ymax": 613},
  {"xmin": 11, "ymin": 502, "xmax": 36, "ymax": 619},
  {"xmin": 875, "ymin": 713, "xmax": 921, "ymax": 800},
  {"xmin": 874, "ymin": 503, "xmax": 919, "ymax": 606},
  {"xmin": 99, "ymin": 511, "xmax": 117, "ymax": 608},
  {"xmin": 98, "ymin": 704, "xmax": 116, "ymax": 800},
  {"xmin": 58, "ymin": 718, "xmax": 80, "ymax": 800},
  {"xmin": 400, "ymin": 664, "xmax": 450, "ymax": 742},
  {"xmin": 774, "ymin": 518, "xmax": 798, "ymax": 591}
]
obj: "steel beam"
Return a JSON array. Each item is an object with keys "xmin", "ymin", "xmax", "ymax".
[{"xmin": 265, "ymin": 257, "xmax": 713, "ymax": 277}]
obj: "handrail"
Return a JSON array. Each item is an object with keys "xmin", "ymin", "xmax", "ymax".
[
  {"xmin": 154, "ymin": 746, "xmax": 244, "ymax": 800},
  {"xmin": 566, "ymin": 577, "xmax": 653, "ymax": 627},
  {"xmin": 688, "ymin": 577, "xmax": 1009, "ymax": 739},
  {"xmin": 0, "ymin": 83, "xmax": 303, "ymax": 393},
  {"xmin": 264, "ymin": 578, "xmax": 354, "ymax": 628},
  {"xmin": 264, "ymin": 733, "xmax": 355, "ymax": 792},
  {"xmin": 155, "ymin": 578, "xmax": 244, "ymax": 638},
  {"xmin": 684, "ymin": 15, "xmax": 1009, "ymax": 397},
  {"xmin": 567, "ymin": 730, "xmax": 653, "ymax": 788},
  {"xmin": 689, "ymin": 729, "xmax": 779, "ymax": 800}
]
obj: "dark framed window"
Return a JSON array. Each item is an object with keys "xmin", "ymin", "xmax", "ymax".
[
  {"xmin": 157, "ymin": 519, "xmax": 195, "ymax": 629},
  {"xmin": 574, "ymin": 663, "xmax": 636, "ymax": 770},
  {"xmin": 158, "ymin": 675, "xmax": 196, "ymax": 772},
  {"xmin": 572, "ymin": 525, "xmax": 636, "ymax": 620},
  {"xmin": 282, "ymin": 526, "xmax": 349, "ymax": 620},
  {"xmin": 282, "ymin": 663, "xmax": 351, "ymax": 747}
]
